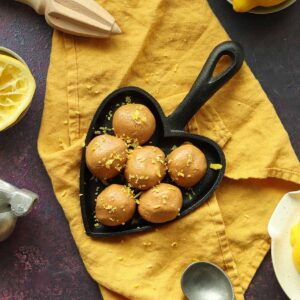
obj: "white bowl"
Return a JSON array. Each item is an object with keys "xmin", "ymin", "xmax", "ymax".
[
  {"xmin": 227, "ymin": 0, "xmax": 296, "ymax": 14},
  {"xmin": 268, "ymin": 191, "xmax": 300, "ymax": 300}
]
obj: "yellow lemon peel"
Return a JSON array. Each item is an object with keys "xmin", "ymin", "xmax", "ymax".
[
  {"xmin": 0, "ymin": 54, "xmax": 36, "ymax": 131},
  {"xmin": 233, "ymin": 0, "xmax": 286, "ymax": 12},
  {"xmin": 290, "ymin": 221, "xmax": 300, "ymax": 272},
  {"xmin": 210, "ymin": 163, "xmax": 223, "ymax": 170}
]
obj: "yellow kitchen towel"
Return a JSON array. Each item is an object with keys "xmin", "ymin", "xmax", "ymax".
[{"xmin": 38, "ymin": 0, "xmax": 300, "ymax": 299}]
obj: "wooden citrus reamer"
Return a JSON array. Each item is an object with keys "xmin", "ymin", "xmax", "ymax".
[{"xmin": 16, "ymin": 0, "xmax": 121, "ymax": 38}]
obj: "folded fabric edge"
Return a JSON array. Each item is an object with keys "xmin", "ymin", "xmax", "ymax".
[{"xmin": 225, "ymin": 168, "xmax": 300, "ymax": 186}]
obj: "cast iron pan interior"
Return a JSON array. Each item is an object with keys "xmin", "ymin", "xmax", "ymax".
[{"xmin": 80, "ymin": 41, "xmax": 244, "ymax": 237}]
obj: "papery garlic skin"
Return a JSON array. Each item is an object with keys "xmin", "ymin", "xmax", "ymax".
[{"xmin": 0, "ymin": 180, "xmax": 38, "ymax": 242}]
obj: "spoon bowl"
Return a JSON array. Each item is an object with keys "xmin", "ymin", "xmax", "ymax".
[{"xmin": 181, "ymin": 262, "xmax": 234, "ymax": 300}]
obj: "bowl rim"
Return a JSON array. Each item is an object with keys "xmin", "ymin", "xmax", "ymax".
[{"xmin": 0, "ymin": 46, "xmax": 28, "ymax": 66}]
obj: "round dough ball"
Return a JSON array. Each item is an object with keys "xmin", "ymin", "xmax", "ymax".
[
  {"xmin": 167, "ymin": 144, "xmax": 207, "ymax": 188},
  {"xmin": 113, "ymin": 103, "xmax": 156, "ymax": 145},
  {"xmin": 125, "ymin": 146, "xmax": 166, "ymax": 190},
  {"xmin": 138, "ymin": 183, "xmax": 182, "ymax": 223},
  {"xmin": 96, "ymin": 184, "xmax": 136, "ymax": 226},
  {"xmin": 86, "ymin": 134, "xmax": 127, "ymax": 180}
]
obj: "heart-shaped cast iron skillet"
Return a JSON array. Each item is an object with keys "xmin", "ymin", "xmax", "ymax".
[{"xmin": 80, "ymin": 41, "xmax": 244, "ymax": 237}]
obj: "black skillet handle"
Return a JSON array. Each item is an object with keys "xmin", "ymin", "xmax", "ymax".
[{"xmin": 167, "ymin": 41, "xmax": 244, "ymax": 131}]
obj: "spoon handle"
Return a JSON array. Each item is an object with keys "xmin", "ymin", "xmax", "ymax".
[{"xmin": 16, "ymin": 0, "xmax": 46, "ymax": 15}]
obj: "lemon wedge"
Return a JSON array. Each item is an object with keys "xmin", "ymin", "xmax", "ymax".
[
  {"xmin": 233, "ymin": 0, "xmax": 286, "ymax": 12},
  {"xmin": 0, "ymin": 54, "xmax": 36, "ymax": 131},
  {"xmin": 290, "ymin": 221, "xmax": 300, "ymax": 272}
]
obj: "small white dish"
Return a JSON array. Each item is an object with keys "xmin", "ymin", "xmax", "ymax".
[
  {"xmin": 268, "ymin": 191, "xmax": 300, "ymax": 300},
  {"xmin": 227, "ymin": 0, "xmax": 296, "ymax": 14}
]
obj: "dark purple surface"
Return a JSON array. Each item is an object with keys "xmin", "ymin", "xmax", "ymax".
[
  {"xmin": 0, "ymin": 0, "xmax": 299, "ymax": 299},
  {"xmin": 0, "ymin": 1, "xmax": 101, "ymax": 299}
]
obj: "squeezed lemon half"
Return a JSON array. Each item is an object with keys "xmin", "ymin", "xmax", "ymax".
[
  {"xmin": 290, "ymin": 221, "xmax": 300, "ymax": 272},
  {"xmin": 0, "ymin": 54, "xmax": 36, "ymax": 131}
]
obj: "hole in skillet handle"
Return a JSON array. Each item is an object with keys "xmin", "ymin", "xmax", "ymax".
[
  {"xmin": 212, "ymin": 55, "xmax": 232, "ymax": 77},
  {"xmin": 80, "ymin": 41, "xmax": 244, "ymax": 238}
]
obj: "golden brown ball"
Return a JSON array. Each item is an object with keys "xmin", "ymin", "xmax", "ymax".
[
  {"xmin": 167, "ymin": 144, "xmax": 207, "ymax": 188},
  {"xmin": 138, "ymin": 183, "xmax": 183, "ymax": 223},
  {"xmin": 86, "ymin": 134, "xmax": 127, "ymax": 180},
  {"xmin": 96, "ymin": 184, "xmax": 136, "ymax": 226},
  {"xmin": 113, "ymin": 103, "xmax": 156, "ymax": 145},
  {"xmin": 125, "ymin": 146, "xmax": 166, "ymax": 190}
]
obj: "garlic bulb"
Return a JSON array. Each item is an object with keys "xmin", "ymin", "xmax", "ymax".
[{"xmin": 0, "ymin": 180, "xmax": 38, "ymax": 242}]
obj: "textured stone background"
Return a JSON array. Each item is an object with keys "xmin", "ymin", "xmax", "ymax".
[{"xmin": 0, "ymin": 0, "xmax": 299, "ymax": 299}]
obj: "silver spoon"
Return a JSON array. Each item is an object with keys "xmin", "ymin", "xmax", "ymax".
[{"xmin": 181, "ymin": 262, "xmax": 234, "ymax": 300}]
